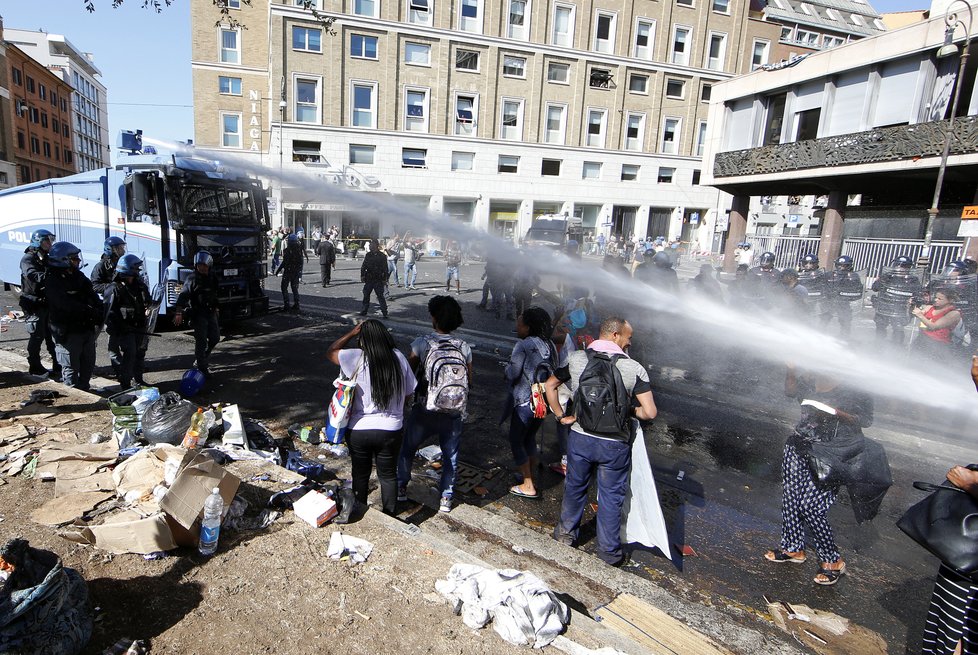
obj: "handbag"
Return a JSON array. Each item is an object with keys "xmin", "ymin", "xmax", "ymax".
[
  {"xmin": 897, "ymin": 474, "xmax": 978, "ymax": 575},
  {"xmin": 323, "ymin": 356, "xmax": 362, "ymax": 445}
]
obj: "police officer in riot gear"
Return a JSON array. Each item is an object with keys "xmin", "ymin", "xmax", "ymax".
[
  {"xmin": 275, "ymin": 233, "xmax": 305, "ymax": 313},
  {"xmin": 45, "ymin": 242, "xmax": 104, "ymax": 390},
  {"xmin": 91, "ymin": 236, "xmax": 127, "ymax": 377},
  {"xmin": 744, "ymin": 251, "xmax": 781, "ymax": 309},
  {"xmin": 103, "ymin": 254, "xmax": 153, "ymax": 389},
  {"xmin": 173, "ymin": 251, "xmax": 220, "ymax": 377},
  {"xmin": 19, "ymin": 229, "xmax": 60, "ymax": 377},
  {"xmin": 798, "ymin": 253, "xmax": 826, "ymax": 310},
  {"xmin": 871, "ymin": 255, "xmax": 922, "ymax": 345},
  {"xmin": 821, "ymin": 255, "xmax": 863, "ymax": 337}
]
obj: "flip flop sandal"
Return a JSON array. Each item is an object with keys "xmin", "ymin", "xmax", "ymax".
[
  {"xmin": 814, "ymin": 565, "xmax": 846, "ymax": 586},
  {"xmin": 509, "ymin": 486, "xmax": 540, "ymax": 499},
  {"xmin": 764, "ymin": 549, "xmax": 807, "ymax": 564}
]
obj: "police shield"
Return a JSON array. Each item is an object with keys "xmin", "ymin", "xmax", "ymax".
[
  {"xmin": 828, "ymin": 270, "xmax": 864, "ymax": 303},
  {"xmin": 874, "ymin": 266, "xmax": 923, "ymax": 319},
  {"xmin": 798, "ymin": 269, "xmax": 825, "ymax": 302},
  {"xmin": 934, "ymin": 271, "xmax": 978, "ymax": 328},
  {"xmin": 744, "ymin": 266, "xmax": 781, "ymax": 303}
]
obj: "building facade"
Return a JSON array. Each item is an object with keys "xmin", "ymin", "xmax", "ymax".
[
  {"xmin": 0, "ymin": 20, "xmax": 18, "ymax": 190},
  {"xmin": 191, "ymin": 0, "xmax": 781, "ymax": 249},
  {"xmin": 5, "ymin": 29, "xmax": 110, "ymax": 173},
  {"xmin": 6, "ymin": 42, "xmax": 76, "ymax": 185}
]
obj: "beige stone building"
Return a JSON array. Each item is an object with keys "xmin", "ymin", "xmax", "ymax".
[{"xmin": 192, "ymin": 0, "xmax": 780, "ymax": 248}]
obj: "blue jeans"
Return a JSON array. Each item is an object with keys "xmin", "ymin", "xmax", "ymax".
[
  {"xmin": 388, "ymin": 260, "xmax": 400, "ymax": 285},
  {"xmin": 509, "ymin": 403, "xmax": 542, "ymax": 466},
  {"xmin": 446, "ymin": 266, "xmax": 459, "ymax": 284},
  {"xmin": 398, "ymin": 405, "xmax": 463, "ymax": 498},
  {"xmin": 53, "ymin": 328, "xmax": 98, "ymax": 390},
  {"xmin": 557, "ymin": 430, "xmax": 631, "ymax": 565},
  {"xmin": 403, "ymin": 261, "xmax": 417, "ymax": 287}
]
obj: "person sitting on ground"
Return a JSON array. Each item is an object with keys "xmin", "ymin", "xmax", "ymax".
[{"xmin": 327, "ymin": 320, "xmax": 417, "ymax": 517}]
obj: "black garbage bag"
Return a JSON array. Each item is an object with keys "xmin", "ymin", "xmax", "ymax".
[
  {"xmin": 846, "ymin": 438, "xmax": 893, "ymax": 523},
  {"xmin": 142, "ymin": 391, "xmax": 199, "ymax": 445},
  {"xmin": 0, "ymin": 539, "xmax": 92, "ymax": 655}
]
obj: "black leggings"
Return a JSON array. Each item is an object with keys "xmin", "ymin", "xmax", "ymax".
[{"xmin": 347, "ymin": 428, "xmax": 401, "ymax": 515}]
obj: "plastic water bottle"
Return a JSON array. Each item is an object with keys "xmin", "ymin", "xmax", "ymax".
[{"xmin": 198, "ymin": 487, "xmax": 223, "ymax": 556}]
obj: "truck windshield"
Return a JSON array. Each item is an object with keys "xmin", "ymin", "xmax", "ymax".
[
  {"xmin": 525, "ymin": 230, "xmax": 565, "ymax": 244},
  {"xmin": 179, "ymin": 184, "xmax": 255, "ymax": 225}
]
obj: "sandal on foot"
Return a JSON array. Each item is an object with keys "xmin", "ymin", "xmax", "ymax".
[
  {"xmin": 814, "ymin": 564, "xmax": 846, "ymax": 586},
  {"xmin": 509, "ymin": 486, "xmax": 540, "ymax": 499},
  {"xmin": 764, "ymin": 549, "xmax": 807, "ymax": 564}
]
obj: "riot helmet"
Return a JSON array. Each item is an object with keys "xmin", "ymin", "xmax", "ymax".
[
  {"xmin": 800, "ymin": 253, "xmax": 819, "ymax": 271},
  {"xmin": 30, "ymin": 229, "xmax": 55, "ymax": 250},
  {"xmin": 286, "ymin": 233, "xmax": 299, "ymax": 245},
  {"xmin": 103, "ymin": 236, "xmax": 127, "ymax": 259},
  {"xmin": 835, "ymin": 255, "xmax": 854, "ymax": 271},
  {"xmin": 194, "ymin": 251, "xmax": 214, "ymax": 271},
  {"xmin": 738, "ymin": 241, "xmax": 751, "ymax": 249},
  {"xmin": 892, "ymin": 255, "xmax": 914, "ymax": 269},
  {"xmin": 653, "ymin": 252, "xmax": 673, "ymax": 269},
  {"xmin": 944, "ymin": 260, "xmax": 969, "ymax": 277},
  {"xmin": 47, "ymin": 242, "xmax": 81, "ymax": 269},
  {"xmin": 115, "ymin": 254, "xmax": 143, "ymax": 277},
  {"xmin": 759, "ymin": 252, "xmax": 776, "ymax": 269}
]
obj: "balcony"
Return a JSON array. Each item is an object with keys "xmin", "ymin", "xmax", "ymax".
[{"xmin": 713, "ymin": 116, "xmax": 978, "ymax": 178}]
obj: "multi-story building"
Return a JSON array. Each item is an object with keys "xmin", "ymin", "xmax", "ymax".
[
  {"xmin": 191, "ymin": 0, "xmax": 781, "ymax": 249},
  {"xmin": 5, "ymin": 29, "xmax": 110, "ymax": 173},
  {"xmin": 0, "ymin": 19, "xmax": 18, "ymax": 190},
  {"xmin": 6, "ymin": 41, "xmax": 75, "ymax": 185}
]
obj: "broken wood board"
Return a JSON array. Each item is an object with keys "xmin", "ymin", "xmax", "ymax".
[
  {"xmin": 595, "ymin": 593, "xmax": 733, "ymax": 655},
  {"xmin": 767, "ymin": 601, "xmax": 886, "ymax": 655},
  {"xmin": 31, "ymin": 491, "xmax": 114, "ymax": 526}
]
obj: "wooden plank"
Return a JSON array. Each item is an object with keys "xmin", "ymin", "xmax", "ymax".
[{"xmin": 595, "ymin": 593, "xmax": 733, "ymax": 655}]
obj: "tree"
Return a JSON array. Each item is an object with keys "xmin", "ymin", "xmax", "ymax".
[{"xmin": 82, "ymin": 1, "xmax": 334, "ymax": 31}]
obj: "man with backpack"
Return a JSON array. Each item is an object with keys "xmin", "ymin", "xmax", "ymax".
[
  {"xmin": 544, "ymin": 316, "xmax": 658, "ymax": 566},
  {"xmin": 398, "ymin": 296, "xmax": 472, "ymax": 513}
]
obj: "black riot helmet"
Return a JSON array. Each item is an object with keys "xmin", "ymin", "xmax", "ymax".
[
  {"xmin": 759, "ymin": 252, "xmax": 776, "ymax": 269},
  {"xmin": 944, "ymin": 260, "xmax": 969, "ymax": 277},
  {"xmin": 835, "ymin": 255, "xmax": 854, "ymax": 272},
  {"xmin": 892, "ymin": 255, "xmax": 914, "ymax": 269},
  {"xmin": 800, "ymin": 253, "xmax": 819, "ymax": 271}
]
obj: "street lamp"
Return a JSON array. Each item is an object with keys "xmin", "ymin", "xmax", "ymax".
[{"xmin": 920, "ymin": 0, "xmax": 973, "ymax": 270}]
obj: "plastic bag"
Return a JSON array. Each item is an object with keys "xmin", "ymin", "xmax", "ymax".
[{"xmin": 141, "ymin": 392, "xmax": 199, "ymax": 445}]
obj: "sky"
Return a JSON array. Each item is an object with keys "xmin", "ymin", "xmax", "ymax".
[{"xmin": 0, "ymin": 0, "xmax": 932, "ymax": 163}]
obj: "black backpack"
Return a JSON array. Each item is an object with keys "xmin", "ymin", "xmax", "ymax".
[{"xmin": 572, "ymin": 351, "xmax": 630, "ymax": 441}]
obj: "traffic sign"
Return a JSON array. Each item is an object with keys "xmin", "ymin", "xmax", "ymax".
[{"xmin": 962, "ymin": 206, "xmax": 978, "ymax": 219}]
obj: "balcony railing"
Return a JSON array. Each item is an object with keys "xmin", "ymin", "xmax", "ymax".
[{"xmin": 713, "ymin": 116, "xmax": 978, "ymax": 178}]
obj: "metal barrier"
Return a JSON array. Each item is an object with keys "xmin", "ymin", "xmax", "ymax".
[
  {"xmin": 841, "ymin": 238, "xmax": 962, "ymax": 280},
  {"xmin": 745, "ymin": 235, "xmax": 821, "ymax": 269}
]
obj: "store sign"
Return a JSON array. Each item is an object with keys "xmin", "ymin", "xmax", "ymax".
[{"xmin": 248, "ymin": 90, "xmax": 261, "ymax": 152}]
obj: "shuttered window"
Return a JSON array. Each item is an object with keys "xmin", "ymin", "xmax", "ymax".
[{"xmin": 873, "ymin": 58, "xmax": 920, "ymax": 127}]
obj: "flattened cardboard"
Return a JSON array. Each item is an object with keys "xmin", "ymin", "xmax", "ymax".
[
  {"xmin": 31, "ymin": 491, "xmax": 114, "ymax": 526},
  {"xmin": 61, "ymin": 513, "xmax": 178, "ymax": 555},
  {"xmin": 55, "ymin": 471, "xmax": 115, "ymax": 497},
  {"xmin": 160, "ymin": 451, "xmax": 240, "ymax": 530}
]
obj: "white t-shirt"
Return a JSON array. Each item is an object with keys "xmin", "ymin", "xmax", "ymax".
[{"xmin": 338, "ymin": 348, "xmax": 417, "ymax": 431}]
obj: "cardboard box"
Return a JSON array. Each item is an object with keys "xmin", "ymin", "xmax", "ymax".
[
  {"xmin": 61, "ymin": 512, "xmax": 178, "ymax": 555},
  {"xmin": 293, "ymin": 490, "xmax": 337, "ymax": 527},
  {"xmin": 160, "ymin": 451, "xmax": 240, "ymax": 531}
]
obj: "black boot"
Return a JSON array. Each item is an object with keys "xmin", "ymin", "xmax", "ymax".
[{"xmin": 334, "ymin": 487, "xmax": 357, "ymax": 524}]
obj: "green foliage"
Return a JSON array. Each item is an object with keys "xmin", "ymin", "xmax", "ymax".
[{"xmin": 82, "ymin": 0, "xmax": 335, "ymax": 32}]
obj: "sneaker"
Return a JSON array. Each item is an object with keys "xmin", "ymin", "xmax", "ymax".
[
  {"xmin": 397, "ymin": 486, "xmax": 408, "ymax": 502},
  {"xmin": 439, "ymin": 495, "xmax": 453, "ymax": 513}
]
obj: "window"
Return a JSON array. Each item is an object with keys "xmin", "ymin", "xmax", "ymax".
[
  {"xmin": 629, "ymin": 74, "xmax": 649, "ymax": 94},
  {"xmin": 352, "ymin": 82, "xmax": 376, "ymax": 128},
  {"xmin": 712, "ymin": 0, "xmax": 729, "ymax": 12},
  {"xmin": 706, "ymin": 32, "xmax": 726, "ymax": 71},
  {"xmin": 657, "ymin": 167, "xmax": 675, "ymax": 183},
  {"xmin": 826, "ymin": 8, "xmax": 841, "ymax": 20},
  {"xmin": 349, "ymin": 144, "xmax": 375, "ymax": 164},
  {"xmin": 62, "ymin": 124, "xmax": 69, "ymax": 137},
  {"xmin": 17, "ymin": 132, "xmax": 24, "ymax": 149},
  {"xmin": 295, "ymin": 77, "xmax": 320, "ymax": 123},
  {"xmin": 822, "ymin": 35, "xmax": 844, "ymax": 49},
  {"xmin": 665, "ymin": 79, "xmax": 685, "ymax": 99},
  {"xmin": 40, "ymin": 113, "xmax": 48, "ymax": 129},
  {"xmin": 354, "ymin": 0, "xmax": 377, "ymax": 17},
  {"xmin": 677, "ymin": 0, "xmax": 693, "ymax": 6},
  {"xmin": 692, "ymin": 170, "xmax": 701, "ymax": 185},
  {"xmin": 503, "ymin": 56, "xmax": 526, "ymax": 78},
  {"xmin": 402, "ymin": 148, "xmax": 427, "ymax": 168},
  {"xmin": 29, "ymin": 107, "xmax": 39, "ymax": 124},
  {"xmin": 30, "ymin": 137, "xmax": 40, "ymax": 155},
  {"xmin": 50, "ymin": 91, "xmax": 57, "ymax": 107},
  {"xmin": 700, "ymin": 84, "xmax": 711, "ymax": 102},
  {"xmin": 780, "ymin": 26, "xmax": 793, "ymax": 42},
  {"xmin": 621, "ymin": 164, "xmax": 639, "ymax": 181},
  {"xmin": 544, "ymin": 104, "xmax": 566, "ymax": 144},
  {"xmin": 552, "ymin": 4, "xmax": 574, "ymax": 47},
  {"xmin": 508, "ymin": 0, "xmax": 529, "ymax": 40},
  {"xmin": 850, "ymin": 13, "xmax": 865, "ymax": 26},
  {"xmin": 292, "ymin": 140, "xmax": 322, "ymax": 163},
  {"xmin": 541, "ymin": 159, "xmax": 561, "ymax": 176},
  {"xmin": 26, "ymin": 77, "xmax": 35, "ymax": 93},
  {"xmin": 221, "ymin": 113, "xmax": 241, "ymax": 148},
  {"xmin": 452, "ymin": 151, "xmax": 474, "ymax": 171},
  {"xmin": 0, "ymin": 172, "xmax": 6, "ymax": 185},
  {"xmin": 498, "ymin": 155, "xmax": 519, "ymax": 173},
  {"xmin": 671, "ymin": 26, "xmax": 691, "ymax": 65},
  {"xmin": 751, "ymin": 40, "xmax": 770, "ymax": 70},
  {"xmin": 12, "ymin": 69, "xmax": 21, "ymax": 86},
  {"xmin": 456, "ymin": 49, "xmax": 480, "ymax": 71},
  {"xmin": 624, "ymin": 113, "xmax": 645, "ymax": 151},
  {"xmin": 799, "ymin": 2, "xmax": 813, "ymax": 14},
  {"xmin": 634, "ymin": 19, "xmax": 655, "ymax": 59},
  {"xmin": 455, "ymin": 94, "xmax": 477, "ymax": 136},
  {"xmin": 589, "ymin": 68, "xmax": 612, "ymax": 89},
  {"xmin": 585, "ymin": 109, "xmax": 606, "ymax": 147},
  {"xmin": 459, "ymin": 0, "xmax": 482, "ymax": 32},
  {"xmin": 582, "ymin": 161, "xmax": 601, "ymax": 179},
  {"xmin": 796, "ymin": 29, "xmax": 819, "ymax": 46},
  {"xmin": 405, "ymin": 42, "xmax": 431, "ymax": 65},
  {"xmin": 661, "ymin": 117, "xmax": 680, "ymax": 154},
  {"xmin": 64, "ymin": 151, "xmax": 72, "ymax": 165},
  {"xmin": 404, "ymin": 88, "xmax": 429, "ymax": 132},
  {"xmin": 38, "ymin": 85, "xmax": 46, "ymax": 101},
  {"xmin": 220, "ymin": 29, "xmax": 240, "ymax": 64},
  {"xmin": 500, "ymin": 99, "xmax": 524, "ymax": 140},
  {"xmin": 696, "ymin": 120, "xmax": 707, "ymax": 156},
  {"xmin": 351, "ymin": 34, "xmax": 378, "ymax": 59},
  {"xmin": 547, "ymin": 62, "xmax": 569, "ymax": 83},
  {"xmin": 219, "ymin": 76, "xmax": 242, "ymax": 95},
  {"xmin": 293, "ymin": 26, "xmax": 322, "ymax": 52},
  {"xmin": 594, "ymin": 11, "xmax": 616, "ymax": 53},
  {"xmin": 409, "ymin": 0, "xmax": 431, "ymax": 24},
  {"xmin": 795, "ymin": 108, "xmax": 820, "ymax": 140},
  {"xmin": 223, "ymin": 0, "xmax": 241, "ymax": 7}
]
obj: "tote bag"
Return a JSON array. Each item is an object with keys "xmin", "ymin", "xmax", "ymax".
[
  {"xmin": 897, "ymin": 475, "xmax": 978, "ymax": 575},
  {"xmin": 324, "ymin": 356, "xmax": 362, "ymax": 445}
]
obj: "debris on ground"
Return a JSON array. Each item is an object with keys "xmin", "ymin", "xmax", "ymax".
[
  {"xmin": 327, "ymin": 531, "xmax": 373, "ymax": 563},
  {"xmin": 767, "ymin": 599, "xmax": 887, "ymax": 655}
]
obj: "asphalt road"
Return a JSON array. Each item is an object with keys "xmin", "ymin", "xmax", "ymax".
[{"xmin": 2, "ymin": 252, "xmax": 972, "ymax": 654}]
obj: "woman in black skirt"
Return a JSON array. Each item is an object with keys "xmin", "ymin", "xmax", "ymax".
[{"xmin": 921, "ymin": 465, "xmax": 978, "ymax": 655}]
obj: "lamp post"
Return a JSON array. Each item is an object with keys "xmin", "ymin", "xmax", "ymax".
[
  {"xmin": 278, "ymin": 76, "xmax": 287, "ymax": 230},
  {"xmin": 920, "ymin": 0, "xmax": 973, "ymax": 271}
]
